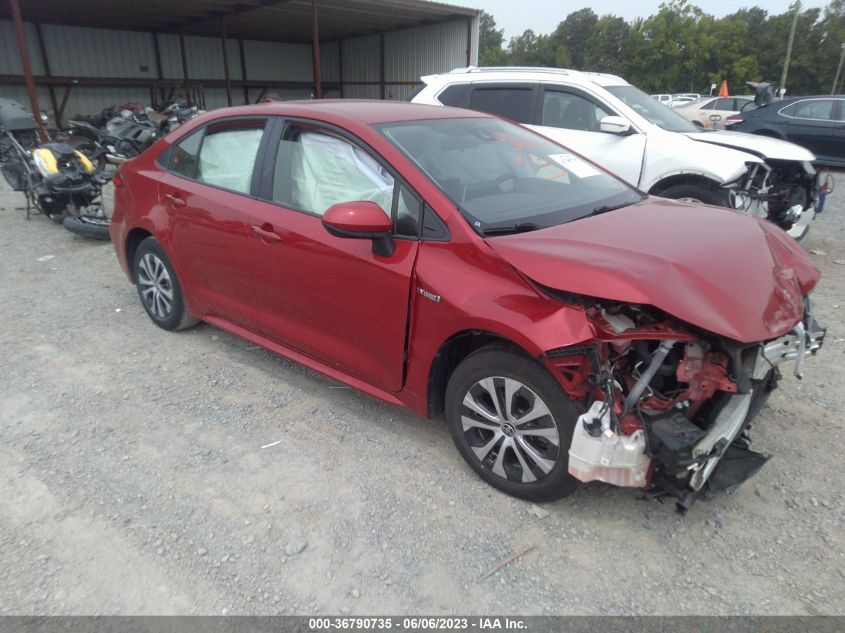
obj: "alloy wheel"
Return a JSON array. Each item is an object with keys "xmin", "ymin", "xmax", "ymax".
[
  {"xmin": 137, "ymin": 252, "xmax": 174, "ymax": 319},
  {"xmin": 460, "ymin": 377, "xmax": 560, "ymax": 484}
]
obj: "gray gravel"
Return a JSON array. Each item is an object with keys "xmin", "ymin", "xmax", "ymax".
[{"xmin": 0, "ymin": 176, "xmax": 843, "ymax": 616}]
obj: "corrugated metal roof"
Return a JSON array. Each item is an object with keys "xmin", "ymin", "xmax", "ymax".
[{"xmin": 0, "ymin": 0, "xmax": 478, "ymax": 42}]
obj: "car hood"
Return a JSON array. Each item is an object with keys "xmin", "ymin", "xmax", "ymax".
[
  {"xmin": 486, "ymin": 199, "xmax": 820, "ymax": 343},
  {"xmin": 685, "ymin": 130, "xmax": 816, "ymax": 162}
]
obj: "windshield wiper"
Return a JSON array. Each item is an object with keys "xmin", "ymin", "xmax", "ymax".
[
  {"xmin": 480, "ymin": 222, "xmax": 542, "ymax": 236},
  {"xmin": 590, "ymin": 200, "xmax": 642, "ymax": 216}
]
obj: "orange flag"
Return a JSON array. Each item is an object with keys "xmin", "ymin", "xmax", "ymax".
[{"xmin": 718, "ymin": 80, "xmax": 729, "ymax": 96}]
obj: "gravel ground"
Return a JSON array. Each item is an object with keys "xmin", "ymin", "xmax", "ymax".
[{"xmin": 0, "ymin": 175, "xmax": 843, "ymax": 616}]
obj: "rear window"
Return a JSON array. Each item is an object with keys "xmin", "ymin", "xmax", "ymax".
[{"xmin": 468, "ymin": 87, "xmax": 533, "ymax": 123}]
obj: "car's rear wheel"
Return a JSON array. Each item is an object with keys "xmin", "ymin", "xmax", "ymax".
[
  {"xmin": 445, "ymin": 347, "xmax": 581, "ymax": 502},
  {"xmin": 133, "ymin": 237, "xmax": 199, "ymax": 331}
]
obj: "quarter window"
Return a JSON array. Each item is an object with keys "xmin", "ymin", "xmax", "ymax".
[{"xmin": 170, "ymin": 131, "xmax": 202, "ymax": 179}]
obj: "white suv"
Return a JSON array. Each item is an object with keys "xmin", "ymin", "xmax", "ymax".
[{"xmin": 411, "ymin": 67, "xmax": 819, "ymax": 239}]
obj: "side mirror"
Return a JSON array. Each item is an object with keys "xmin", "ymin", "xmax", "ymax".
[
  {"xmin": 599, "ymin": 115, "xmax": 632, "ymax": 135},
  {"xmin": 322, "ymin": 201, "xmax": 395, "ymax": 257}
]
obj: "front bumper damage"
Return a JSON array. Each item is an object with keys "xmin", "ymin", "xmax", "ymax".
[
  {"xmin": 730, "ymin": 160, "xmax": 818, "ymax": 241},
  {"xmin": 568, "ymin": 306, "xmax": 825, "ymax": 510}
]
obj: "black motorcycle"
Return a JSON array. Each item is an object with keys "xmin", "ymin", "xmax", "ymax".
[{"xmin": 1, "ymin": 98, "xmax": 111, "ymax": 240}]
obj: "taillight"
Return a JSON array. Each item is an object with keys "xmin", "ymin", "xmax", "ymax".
[
  {"xmin": 725, "ymin": 115, "xmax": 742, "ymax": 127},
  {"xmin": 112, "ymin": 172, "xmax": 124, "ymax": 188}
]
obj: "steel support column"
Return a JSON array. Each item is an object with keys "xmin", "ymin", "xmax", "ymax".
[
  {"xmin": 179, "ymin": 32, "xmax": 190, "ymax": 105},
  {"xmin": 311, "ymin": 0, "xmax": 322, "ymax": 99},
  {"xmin": 9, "ymin": 0, "xmax": 47, "ymax": 141},
  {"xmin": 239, "ymin": 39, "xmax": 249, "ymax": 104},
  {"xmin": 220, "ymin": 19, "xmax": 233, "ymax": 106},
  {"xmin": 33, "ymin": 23, "xmax": 59, "ymax": 127},
  {"xmin": 379, "ymin": 32, "xmax": 385, "ymax": 100}
]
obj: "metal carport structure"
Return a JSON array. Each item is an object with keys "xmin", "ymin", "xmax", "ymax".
[{"xmin": 1, "ymin": 0, "xmax": 479, "ymax": 139}]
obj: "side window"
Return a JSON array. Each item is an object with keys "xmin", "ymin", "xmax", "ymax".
[
  {"xmin": 271, "ymin": 127, "xmax": 420, "ymax": 237},
  {"xmin": 542, "ymin": 90, "xmax": 611, "ymax": 132},
  {"xmin": 468, "ymin": 87, "xmax": 533, "ymax": 122},
  {"xmin": 699, "ymin": 100, "xmax": 717, "ymax": 111},
  {"xmin": 793, "ymin": 99, "xmax": 835, "ymax": 120},
  {"xmin": 196, "ymin": 122, "xmax": 265, "ymax": 193},
  {"xmin": 713, "ymin": 98, "xmax": 735, "ymax": 110},
  {"xmin": 170, "ymin": 131, "xmax": 202, "ymax": 179},
  {"xmin": 836, "ymin": 100, "xmax": 845, "ymax": 122}
]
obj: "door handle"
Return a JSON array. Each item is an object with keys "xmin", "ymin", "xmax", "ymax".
[
  {"xmin": 165, "ymin": 193, "xmax": 186, "ymax": 208},
  {"xmin": 251, "ymin": 224, "xmax": 282, "ymax": 243}
]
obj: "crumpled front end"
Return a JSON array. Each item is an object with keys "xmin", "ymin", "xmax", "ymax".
[
  {"xmin": 542, "ymin": 293, "xmax": 825, "ymax": 510},
  {"xmin": 729, "ymin": 159, "xmax": 818, "ymax": 241}
]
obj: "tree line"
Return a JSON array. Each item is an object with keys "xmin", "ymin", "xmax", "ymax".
[{"xmin": 478, "ymin": 0, "xmax": 845, "ymax": 96}]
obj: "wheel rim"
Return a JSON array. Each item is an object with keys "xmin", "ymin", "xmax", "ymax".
[
  {"xmin": 460, "ymin": 377, "xmax": 560, "ymax": 484},
  {"xmin": 676, "ymin": 196, "xmax": 703, "ymax": 203},
  {"xmin": 137, "ymin": 253, "xmax": 174, "ymax": 319}
]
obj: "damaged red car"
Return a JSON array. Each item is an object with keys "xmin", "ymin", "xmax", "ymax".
[{"xmin": 111, "ymin": 101, "xmax": 825, "ymax": 509}]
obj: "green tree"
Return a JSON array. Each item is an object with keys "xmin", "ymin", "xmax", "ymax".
[
  {"xmin": 584, "ymin": 15, "xmax": 630, "ymax": 74},
  {"xmin": 551, "ymin": 8, "xmax": 598, "ymax": 69},
  {"xmin": 478, "ymin": 11, "xmax": 507, "ymax": 66}
]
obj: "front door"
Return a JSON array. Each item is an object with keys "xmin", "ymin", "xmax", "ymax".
[
  {"xmin": 527, "ymin": 85, "xmax": 646, "ymax": 186},
  {"xmin": 246, "ymin": 120, "xmax": 421, "ymax": 392}
]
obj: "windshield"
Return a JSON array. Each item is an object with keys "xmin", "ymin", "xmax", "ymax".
[
  {"xmin": 378, "ymin": 117, "xmax": 644, "ymax": 235},
  {"xmin": 606, "ymin": 85, "xmax": 702, "ymax": 133}
]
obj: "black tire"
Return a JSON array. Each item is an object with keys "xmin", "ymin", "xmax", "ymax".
[
  {"xmin": 659, "ymin": 182, "xmax": 731, "ymax": 207},
  {"xmin": 445, "ymin": 346, "xmax": 582, "ymax": 502},
  {"xmin": 132, "ymin": 237, "xmax": 199, "ymax": 331},
  {"xmin": 63, "ymin": 214, "xmax": 111, "ymax": 240}
]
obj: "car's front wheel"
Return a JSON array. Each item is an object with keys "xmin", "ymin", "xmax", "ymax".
[
  {"xmin": 445, "ymin": 346, "xmax": 581, "ymax": 502},
  {"xmin": 133, "ymin": 237, "xmax": 199, "ymax": 331}
]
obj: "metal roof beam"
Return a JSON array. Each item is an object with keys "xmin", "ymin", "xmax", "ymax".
[{"xmin": 169, "ymin": 0, "xmax": 293, "ymax": 30}]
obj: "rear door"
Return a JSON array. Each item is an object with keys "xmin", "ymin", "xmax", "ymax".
[
  {"xmin": 156, "ymin": 117, "xmax": 269, "ymax": 329},
  {"xmin": 780, "ymin": 99, "xmax": 840, "ymax": 161},
  {"xmin": 527, "ymin": 84, "xmax": 646, "ymax": 186},
  {"xmin": 245, "ymin": 118, "xmax": 422, "ymax": 392}
]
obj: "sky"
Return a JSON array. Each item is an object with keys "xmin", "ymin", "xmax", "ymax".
[{"xmin": 450, "ymin": 0, "xmax": 830, "ymax": 39}]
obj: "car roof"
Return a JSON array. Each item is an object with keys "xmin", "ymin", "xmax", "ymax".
[{"xmin": 201, "ymin": 100, "xmax": 488, "ymax": 126}]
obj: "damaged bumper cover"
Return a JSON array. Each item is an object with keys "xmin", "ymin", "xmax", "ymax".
[
  {"xmin": 730, "ymin": 160, "xmax": 818, "ymax": 241},
  {"xmin": 568, "ymin": 305, "xmax": 825, "ymax": 506}
]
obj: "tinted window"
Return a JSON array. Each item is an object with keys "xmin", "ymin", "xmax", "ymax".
[
  {"xmin": 713, "ymin": 98, "xmax": 736, "ymax": 110},
  {"xmin": 468, "ymin": 88, "xmax": 533, "ymax": 122},
  {"xmin": 437, "ymin": 84, "xmax": 469, "ymax": 107},
  {"xmin": 836, "ymin": 100, "xmax": 845, "ymax": 122},
  {"xmin": 196, "ymin": 122, "xmax": 264, "ymax": 193},
  {"xmin": 542, "ymin": 90, "xmax": 611, "ymax": 132},
  {"xmin": 271, "ymin": 128, "xmax": 420, "ymax": 237},
  {"xmin": 170, "ymin": 131, "xmax": 202, "ymax": 179},
  {"xmin": 699, "ymin": 99, "xmax": 717, "ymax": 110},
  {"xmin": 793, "ymin": 99, "xmax": 835, "ymax": 120}
]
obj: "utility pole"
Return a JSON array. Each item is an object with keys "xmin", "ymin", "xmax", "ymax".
[
  {"xmin": 833, "ymin": 43, "xmax": 845, "ymax": 95},
  {"xmin": 780, "ymin": 0, "xmax": 800, "ymax": 94}
]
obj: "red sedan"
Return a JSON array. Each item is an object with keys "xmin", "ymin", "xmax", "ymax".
[{"xmin": 111, "ymin": 101, "xmax": 823, "ymax": 509}]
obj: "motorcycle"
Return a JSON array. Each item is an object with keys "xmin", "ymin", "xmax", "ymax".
[
  {"xmin": 1, "ymin": 98, "xmax": 111, "ymax": 240},
  {"xmin": 61, "ymin": 102, "xmax": 198, "ymax": 169}
]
